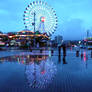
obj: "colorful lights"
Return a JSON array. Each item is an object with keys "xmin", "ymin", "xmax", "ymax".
[
  {"xmin": 40, "ymin": 17, "xmax": 45, "ymax": 22},
  {"xmin": 0, "ymin": 41, "xmax": 5, "ymax": 45},
  {"xmin": 25, "ymin": 58, "xmax": 57, "ymax": 88},
  {"xmin": 83, "ymin": 51, "xmax": 86, "ymax": 62}
]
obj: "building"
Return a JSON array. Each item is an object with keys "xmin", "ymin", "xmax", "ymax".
[
  {"xmin": 7, "ymin": 29, "xmax": 50, "ymax": 47},
  {"xmin": 54, "ymin": 35, "xmax": 63, "ymax": 46}
]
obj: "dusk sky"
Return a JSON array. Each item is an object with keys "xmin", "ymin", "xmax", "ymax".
[{"xmin": 0, "ymin": 0, "xmax": 92, "ymax": 40}]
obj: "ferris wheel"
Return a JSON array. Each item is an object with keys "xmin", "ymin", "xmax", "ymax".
[{"xmin": 23, "ymin": 1, "xmax": 58, "ymax": 36}]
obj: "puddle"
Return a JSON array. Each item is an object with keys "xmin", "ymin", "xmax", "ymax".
[{"xmin": 0, "ymin": 54, "xmax": 57, "ymax": 89}]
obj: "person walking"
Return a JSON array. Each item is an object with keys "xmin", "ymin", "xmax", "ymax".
[
  {"xmin": 91, "ymin": 50, "xmax": 92, "ymax": 58},
  {"xmin": 58, "ymin": 45, "xmax": 61, "ymax": 56},
  {"xmin": 76, "ymin": 46, "xmax": 80, "ymax": 57},
  {"xmin": 62, "ymin": 44, "xmax": 67, "ymax": 64}
]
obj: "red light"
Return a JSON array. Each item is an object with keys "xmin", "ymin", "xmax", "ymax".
[
  {"xmin": 83, "ymin": 51, "xmax": 86, "ymax": 62},
  {"xmin": 84, "ymin": 39, "xmax": 88, "ymax": 41},
  {"xmin": 41, "ymin": 17, "xmax": 45, "ymax": 22},
  {"xmin": 41, "ymin": 70, "xmax": 45, "ymax": 74}
]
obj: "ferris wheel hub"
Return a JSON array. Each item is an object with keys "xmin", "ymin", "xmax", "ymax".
[{"xmin": 40, "ymin": 17, "xmax": 45, "ymax": 22}]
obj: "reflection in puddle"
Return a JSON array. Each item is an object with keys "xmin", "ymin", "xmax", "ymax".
[
  {"xmin": 83, "ymin": 51, "xmax": 88, "ymax": 69},
  {"xmin": 81, "ymin": 50, "xmax": 88, "ymax": 69},
  {"xmin": 25, "ymin": 58, "xmax": 57, "ymax": 88},
  {"xmin": 58, "ymin": 55, "xmax": 67, "ymax": 64},
  {"xmin": 83, "ymin": 51, "xmax": 88, "ymax": 62},
  {"xmin": 0, "ymin": 54, "xmax": 57, "ymax": 89},
  {"xmin": 63, "ymin": 56, "xmax": 67, "ymax": 64},
  {"xmin": 0, "ymin": 55, "xmax": 48, "ymax": 64}
]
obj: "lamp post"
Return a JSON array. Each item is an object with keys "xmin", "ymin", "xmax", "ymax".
[
  {"xmin": 86, "ymin": 30, "xmax": 89, "ymax": 49},
  {"xmin": 33, "ymin": 12, "xmax": 36, "ymax": 33}
]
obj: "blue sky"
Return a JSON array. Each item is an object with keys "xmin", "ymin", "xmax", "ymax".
[{"xmin": 0, "ymin": 0, "xmax": 92, "ymax": 40}]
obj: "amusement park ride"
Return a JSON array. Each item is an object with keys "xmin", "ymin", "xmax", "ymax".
[{"xmin": 23, "ymin": 0, "xmax": 58, "ymax": 37}]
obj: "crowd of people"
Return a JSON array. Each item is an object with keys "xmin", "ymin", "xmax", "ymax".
[{"xmin": 57, "ymin": 43, "xmax": 92, "ymax": 64}]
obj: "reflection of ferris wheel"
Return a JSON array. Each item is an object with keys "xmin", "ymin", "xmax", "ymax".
[
  {"xmin": 23, "ymin": 1, "xmax": 58, "ymax": 36},
  {"xmin": 25, "ymin": 58, "xmax": 57, "ymax": 88}
]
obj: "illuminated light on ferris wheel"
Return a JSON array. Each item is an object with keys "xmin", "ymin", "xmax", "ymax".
[
  {"xmin": 23, "ymin": 1, "xmax": 58, "ymax": 36},
  {"xmin": 40, "ymin": 17, "xmax": 45, "ymax": 22}
]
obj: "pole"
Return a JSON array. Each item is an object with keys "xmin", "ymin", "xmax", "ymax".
[
  {"xmin": 34, "ymin": 12, "xmax": 36, "ymax": 33},
  {"xmin": 86, "ymin": 30, "xmax": 89, "ymax": 49},
  {"xmin": 87, "ymin": 30, "xmax": 89, "ymax": 38},
  {"xmin": 33, "ymin": 12, "xmax": 36, "ymax": 47}
]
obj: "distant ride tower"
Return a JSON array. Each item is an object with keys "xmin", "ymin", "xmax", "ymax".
[{"xmin": 38, "ymin": 16, "xmax": 45, "ymax": 33}]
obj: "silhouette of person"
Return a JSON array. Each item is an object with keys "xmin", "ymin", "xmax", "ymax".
[
  {"xmin": 51, "ymin": 49, "xmax": 54, "ymax": 56},
  {"xmin": 76, "ymin": 46, "xmax": 80, "ymax": 57},
  {"xmin": 81, "ymin": 51, "xmax": 83, "ymax": 60},
  {"xmin": 63, "ymin": 56, "xmax": 67, "ymax": 64},
  {"xmin": 62, "ymin": 44, "xmax": 67, "ymax": 64},
  {"xmin": 58, "ymin": 44, "xmax": 61, "ymax": 63},
  {"xmin": 58, "ymin": 54, "xmax": 61, "ymax": 63},
  {"xmin": 91, "ymin": 50, "xmax": 92, "ymax": 58},
  {"xmin": 58, "ymin": 46, "xmax": 61, "ymax": 56},
  {"xmin": 62, "ymin": 44, "xmax": 66, "ymax": 57}
]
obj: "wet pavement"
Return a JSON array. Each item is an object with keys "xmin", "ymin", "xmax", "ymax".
[{"xmin": 0, "ymin": 48, "xmax": 92, "ymax": 92}]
